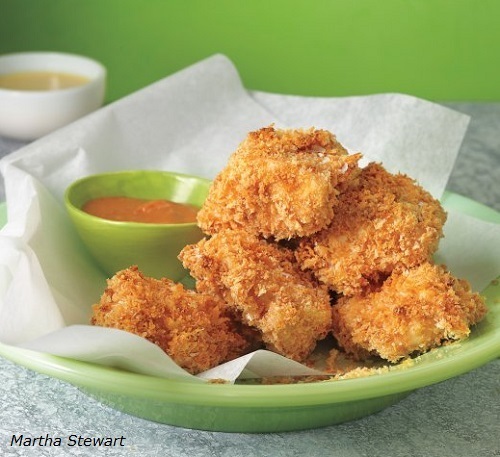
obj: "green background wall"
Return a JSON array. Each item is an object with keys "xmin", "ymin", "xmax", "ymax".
[{"xmin": 1, "ymin": 0, "xmax": 499, "ymax": 103}]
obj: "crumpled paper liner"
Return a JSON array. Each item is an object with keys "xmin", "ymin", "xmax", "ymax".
[{"xmin": 0, "ymin": 54, "xmax": 498, "ymax": 383}]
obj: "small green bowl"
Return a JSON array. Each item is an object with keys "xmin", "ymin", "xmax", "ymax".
[{"xmin": 64, "ymin": 170, "xmax": 211, "ymax": 280}]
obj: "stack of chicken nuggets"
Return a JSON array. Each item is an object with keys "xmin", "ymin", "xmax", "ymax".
[
  {"xmin": 182, "ymin": 125, "xmax": 487, "ymax": 363},
  {"xmin": 92, "ymin": 125, "xmax": 487, "ymax": 375}
]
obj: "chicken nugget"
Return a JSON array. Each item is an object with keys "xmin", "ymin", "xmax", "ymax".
[
  {"xmin": 197, "ymin": 126, "xmax": 362, "ymax": 240},
  {"xmin": 331, "ymin": 263, "xmax": 488, "ymax": 362},
  {"xmin": 296, "ymin": 162, "xmax": 447, "ymax": 295},
  {"xmin": 91, "ymin": 266, "xmax": 253, "ymax": 374},
  {"xmin": 179, "ymin": 230, "xmax": 332, "ymax": 362}
]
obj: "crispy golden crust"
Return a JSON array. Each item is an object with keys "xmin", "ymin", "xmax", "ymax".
[
  {"xmin": 91, "ymin": 266, "xmax": 253, "ymax": 374},
  {"xmin": 296, "ymin": 162, "xmax": 447, "ymax": 295},
  {"xmin": 197, "ymin": 126, "xmax": 362, "ymax": 240},
  {"xmin": 179, "ymin": 230, "xmax": 332, "ymax": 362},
  {"xmin": 90, "ymin": 126, "xmax": 487, "ymax": 377},
  {"xmin": 331, "ymin": 263, "xmax": 488, "ymax": 362}
]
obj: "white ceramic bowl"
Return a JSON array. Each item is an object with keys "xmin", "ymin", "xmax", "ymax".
[{"xmin": 0, "ymin": 52, "xmax": 106, "ymax": 140}]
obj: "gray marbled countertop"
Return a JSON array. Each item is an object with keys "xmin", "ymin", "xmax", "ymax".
[{"xmin": 0, "ymin": 102, "xmax": 499, "ymax": 456}]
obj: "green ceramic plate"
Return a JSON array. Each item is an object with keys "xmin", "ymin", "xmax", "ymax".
[{"xmin": 0, "ymin": 192, "xmax": 499, "ymax": 433}]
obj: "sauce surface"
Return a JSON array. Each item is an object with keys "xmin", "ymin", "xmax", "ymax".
[
  {"xmin": 0, "ymin": 71, "xmax": 90, "ymax": 91},
  {"xmin": 82, "ymin": 196, "xmax": 198, "ymax": 224}
]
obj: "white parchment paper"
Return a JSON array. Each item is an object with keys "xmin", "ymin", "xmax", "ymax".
[{"xmin": 0, "ymin": 54, "xmax": 498, "ymax": 383}]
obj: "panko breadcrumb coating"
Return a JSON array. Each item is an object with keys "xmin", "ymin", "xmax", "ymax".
[
  {"xmin": 331, "ymin": 262, "xmax": 488, "ymax": 362},
  {"xmin": 88, "ymin": 124, "xmax": 488, "ymax": 379},
  {"xmin": 197, "ymin": 126, "xmax": 362, "ymax": 240},
  {"xmin": 296, "ymin": 162, "xmax": 447, "ymax": 295},
  {"xmin": 179, "ymin": 230, "xmax": 332, "ymax": 362},
  {"xmin": 91, "ymin": 266, "xmax": 253, "ymax": 374}
]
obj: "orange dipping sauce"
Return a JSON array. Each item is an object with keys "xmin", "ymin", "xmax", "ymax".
[{"xmin": 82, "ymin": 196, "xmax": 198, "ymax": 224}]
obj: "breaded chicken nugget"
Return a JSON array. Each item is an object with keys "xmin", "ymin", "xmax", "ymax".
[
  {"xmin": 296, "ymin": 163, "xmax": 447, "ymax": 295},
  {"xmin": 331, "ymin": 263, "xmax": 488, "ymax": 362},
  {"xmin": 91, "ymin": 266, "xmax": 252, "ymax": 374},
  {"xmin": 179, "ymin": 230, "xmax": 332, "ymax": 362},
  {"xmin": 197, "ymin": 126, "xmax": 362, "ymax": 240}
]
